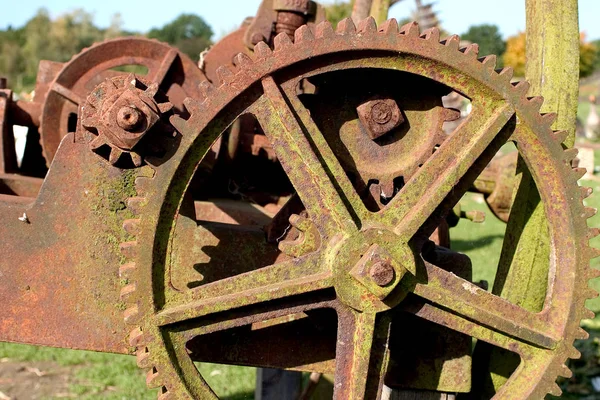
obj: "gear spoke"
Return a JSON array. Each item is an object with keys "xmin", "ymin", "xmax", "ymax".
[
  {"xmin": 333, "ymin": 308, "xmax": 388, "ymax": 400},
  {"xmin": 383, "ymin": 101, "xmax": 515, "ymax": 240},
  {"xmin": 253, "ymin": 76, "xmax": 360, "ymax": 236},
  {"xmin": 410, "ymin": 262, "xmax": 558, "ymax": 350},
  {"xmin": 155, "ymin": 255, "xmax": 333, "ymax": 326}
]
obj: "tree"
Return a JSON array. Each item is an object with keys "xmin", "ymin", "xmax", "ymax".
[
  {"xmin": 504, "ymin": 32, "xmax": 597, "ymax": 78},
  {"xmin": 503, "ymin": 32, "xmax": 526, "ymax": 77},
  {"xmin": 325, "ymin": 0, "xmax": 354, "ymax": 26},
  {"xmin": 461, "ymin": 24, "xmax": 506, "ymax": 62},
  {"xmin": 148, "ymin": 14, "xmax": 213, "ymax": 61}
]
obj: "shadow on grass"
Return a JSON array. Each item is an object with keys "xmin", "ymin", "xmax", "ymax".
[
  {"xmin": 450, "ymin": 234, "xmax": 505, "ymax": 252},
  {"xmin": 223, "ymin": 392, "xmax": 254, "ymax": 400}
]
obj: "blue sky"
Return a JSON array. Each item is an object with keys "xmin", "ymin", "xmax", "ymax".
[{"xmin": 1, "ymin": 0, "xmax": 599, "ymax": 40}]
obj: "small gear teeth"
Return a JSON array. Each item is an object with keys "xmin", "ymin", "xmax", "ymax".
[
  {"xmin": 89, "ymin": 135, "xmax": 106, "ymax": 150},
  {"xmin": 496, "ymin": 67, "xmax": 514, "ymax": 83},
  {"xmin": 511, "ymin": 80, "xmax": 530, "ymax": 98},
  {"xmin": 274, "ymin": 32, "xmax": 293, "ymax": 51},
  {"xmin": 378, "ymin": 18, "xmax": 399, "ymax": 35},
  {"xmin": 120, "ymin": 284, "xmax": 137, "ymax": 303},
  {"xmin": 553, "ymin": 130, "xmax": 569, "ymax": 144},
  {"xmin": 526, "ymin": 96, "xmax": 544, "ymax": 113},
  {"xmin": 146, "ymin": 82, "xmax": 160, "ymax": 98},
  {"xmin": 129, "ymin": 326, "xmax": 145, "ymax": 347},
  {"xmin": 575, "ymin": 327, "xmax": 590, "ymax": 340},
  {"xmin": 478, "ymin": 55, "xmax": 497, "ymax": 72},
  {"xmin": 459, "ymin": 43, "xmax": 479, "ymax": 58},
  {"xmin": 119, "ymin": 262, "xmax": 136, "ymax": 281},
  {"xmin": 540, "ymin": 112, "xmax": 557, "ymax": 128},
  {"xmin": 233, "ymin": 52, "xmax": 253, "ymax": 68},
  {"xmin": 254, "ymin": 41, "xmax": 272, "ymax": 58},
  {"xmin": 587, "ymin": 227, "xmax": 600, "ymax": 241},
  {"xmin": 198, "ymin": 81, "xmax": 214, "ymax": 102},
  {"xmin": 315, "ymin": 20, "xmax": 335, "ymax": 38},
  {"xmin": 567, "ymin": 347, "xmax": 582, "ymax": 359},
  {"xmin": 583, "ymin": 207, "xmax": 597, "ymax": 219},
  {"xmin": 580, "ymin": 186, "xmax": 594, "ymax": 199},
  {"xmin": 420, "ymin": 27, "xmax": 440, "ymax": 42},
  {"xmin": 573, "ymin": 167, "xmax": 587, "ymax": 181},
  {"xmin": 124, "ymin": 304, "xmax": 140, "ymax": 324},
  {"xmin": 295, "ymin": 24, "xmax": 315, "ymax": 42},
  {"xmin": 548, "ymin": 382, "xmax": 562, "ymax": 397},
  {"xmin": 119, "ymin": 241, "xmax": 138, "ymax": 259},
  {"xmin": 583, "ymin": 308, "xmax": 596, "ymax": 320},
  {"xmin": 108, "ymin": 148, "xmax": 124, "ymax": 165},
  {"xmin": 563, "ymin": 148, "xmax": 579, "ymax": 164},
  {"xmin": 158, "ymin": 389, "xmax": 173, "ymax": 400},
  {"xmin": 337, "ymin": 18, "xmax": 357, "ymax": 35},
  {"xmin": 146, "ymin": 368, "xmax": 162, "ymax": 389},
  {"xmin": 399, "ymin": 21, "xmax": 419, "ymax": 37},
  {"xmin": 137, "ymin": 346, "xmax": 152, "ymax": 368},
  {"xmin": 216, "ymin": 65, "xmax": 234, "ymax": 85},
  {"xmin": 170, "ymin": 115, "xmax": 188, "ymax": 134},
  {"xmin": 358, "ymin": 17, "xmax": 377, "ymax": 34},
  {"xmin": 589, "ymin": 248, "xmax": 600, "ymax": 259},
  {"xmin": 559, "ymin": 364, "xmax": 574, "ymax": 379},
  {"xmin": 441, "ymin": 34, "xmax": 460, "ymax": 49}
]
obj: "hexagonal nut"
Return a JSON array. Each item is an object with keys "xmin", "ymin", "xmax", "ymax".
[
  {"xmin": 100, "ymin": 89, "xmax": 160, "ymax": 150},
  {"xmin": 349, "ymin": 244, "xmax": 408, "ymax": 300},
  {"xmin": 357, "ymin": 97, "xmax": 404, "ymax": 140}
]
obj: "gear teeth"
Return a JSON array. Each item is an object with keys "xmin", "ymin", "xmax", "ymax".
[
  {"xmin": 295, "ymin": 25, "xmax": 315, "ymax": 43},
  {"xmin": 575, "ymin": 327, "xmax": 590, "ymax": 340},
  {"xmin": 315, "ymin": 20, "xmax": 335, "ymax": 38},
  {"xmin": 254, "ymin": 41, "xmax": 272, "ymax": 58},
  {"xmin": 123, "ymin": 219, "xmax": 141, "ymax": 236},
  {"xmin": 357, "ymin": 17, "xmax": 377, "ymax": 34},
  {"xmin": 589, "ymin": 248, "xmax": 600, "ymax": 260},
  {"xmin": 145, "ymin": 82, "xmax": 159, "ymax": 98},
  {"xmin": 158, "ymin": 102, "xmax": 174, "ymax": 114},
  {"xmin": 274, "ymin": 32, "xmax": 293, "ymax": 51},
  {"xmin": 136, "ymin": 346, "xmax": 152, "ymax": 368},
  {"xmin": 583, "ymin": 308, "xmax": 596, "ymax": 320},
  {"xmin": 496, "ymin": 67, "xmax": 514, "ymax": 83},
  {"xmin": 198, "ymin": 81, "xmax": 214, "ymax": 101},
  {"xmin": 584, "ymin": 207, "xmax": 597, "ymax": 219},
  {"xmin": 124, "ymin": 304, "xmax": 140, "ymax": 324},
  {"xmin": 567, "ymin": 347, "xmax": 582, "ymax": 359},
  {"xmin": 109, "ymin": 147, "xmax": 124, "ymax": 165},
  {"xmin": 587, "ymin": 227, "xmax": 600, "ymax": 241},
  {"xmin": 526, "ymin": 96, "xmax": 544, "ymax": 113},
  {"xmin": 89, "ymin": 135, "xmax": 106, "ymax": 150},
  {"xmin": 560, "ymin": 364, "xmax": 574, "ymax": 379},
  {"xmin": 216, "ymin": 65, "xmax": 234, "ymax": 85},
  {"xmin": 573, "ymin": 167, "xmax": 587, "ymax": 180},
  {"xmin": 129, "ymin": 326, "xmax": 144, "ymax": 347},
  {"xmin": 540, "ymin": 112, "xmax": 557, "ymax": 128},
  {"xmin": 336, "ymin": 18, "xmax": 357, "ymax": 35},
  {"xmin": 512, "ymin": 80, "xmax": 530, "ymax": 98},
  {"xmin": 131, "ymin": 153, "xmax": 143, "ymax": 168},
  {"xmin": 158, "ymin": 388, "xmax": 173, "ymax": 400},
  {"xmin": 563, "ymin": 148, "xmax": 579, "ymax": 164},
  {"xmin": 233, "ymin": 52, "xmax": 253, "ymax": 68},
  {"xmin": 440, "ymin": 34, "xmax": 460, "ymax": 49},
  {"xmin": 478, "ymin": 55, "xmax": 497, "ymax": 72},
  {"xmin": 120, "ymin": 241, "xmax": 138, "ymax": 259},
  {"xmin": 120, "ymin": 283, "xmax": 137, "ymax": 303},
  {"xmin": 420, "ymin": 27, "xmax": 440, "ymax": 42},
  {"xmin": 146, "ymin": 367, "xmax": 162, "ymax": 389},
  {"xmin": 378, "ymin": 18, "xmax": 399, "ymax": 34},
  {"xmin": 170, "ymin": 115, "xmax": 188, "ymax": 134},
  {"xmin": 459, "ymin": 43, "xmax": 479, "ymax": 58},
  {"xmin": 399, "ymin": 21, "xmax": 419, "ymax": 37},
  {"xmin": 553, "ymin": 130, "xmax": 569, "ymax": 144},
  {"xmin": 128, "ymin": 197, "xmax": 147, "ymax": 215},
  {"xmin": 443, "ymin": 107, "xmax": 461, "ymax": 122},
  {"xmin": 119, "ymin": 262, "xmax": 136, "ymax": 281},
  {"xmin": 547, "ymin": 382, "xmax": 562, "ymax": 397}
]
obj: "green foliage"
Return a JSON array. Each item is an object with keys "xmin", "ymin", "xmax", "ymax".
[
  {"xmin": 461, "ymin": 24, "xmax": 506, "ymax": 63},
  {"xmin": 324, "ymin": 0, "xmax": 354, "ymax": 26},
  {"xmin": 580, "ymin": 39, "xmax": 597, "ymax": 79},
  {"xmin": 147, "ymin": 14, "xmax": 213, "ymax": 61}
]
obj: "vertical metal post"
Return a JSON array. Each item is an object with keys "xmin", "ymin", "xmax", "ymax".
[
  {"xmin": 352, "ymin": 0, "xmax": 374, "ymax": 24},
  {"xmin": 370, "ymin": 0, "xmax": 392, "ymax": 25}
]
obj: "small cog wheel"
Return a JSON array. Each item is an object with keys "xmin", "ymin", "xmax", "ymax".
[{"xmin": 79, "ymin": 74, "xmax": 174, "ymax": 167}]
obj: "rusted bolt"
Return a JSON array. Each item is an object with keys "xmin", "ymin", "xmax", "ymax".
[
  {"xmin": 117, "ymin": 106, "xmax": 144, "ymax": 132},
  {"xmin": 357, "ymin": 98, "xmax": 404, "ymax": 140},
  {"xmin": 251, "ymin": 32, "xmax": 266, "ymax": 45},
  {"xmin": 369, "ymin": 261, "xmax": 395, "ymax": 286}
]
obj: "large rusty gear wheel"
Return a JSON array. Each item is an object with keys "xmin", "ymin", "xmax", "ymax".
[
  {"xmin": 121, "ymin": 18, "xmax": 598, "ymax": 399},
  {"xmin": 39, "ymin": 37, "xmax": 206, "ymax": 166}
]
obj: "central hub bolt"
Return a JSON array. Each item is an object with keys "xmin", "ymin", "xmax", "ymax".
[
  {"xmin": 369, "ymin": 261, "xmax": 395, "ymax": 287},
  {"xmin": 371, "ymin": 102, "xmax": 393, "ymax": 125},
  {"xmin": 117, "ymin": 106, "xmax": 144, "ymax": 131}
]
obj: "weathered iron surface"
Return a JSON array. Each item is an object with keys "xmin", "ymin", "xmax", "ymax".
[{"xmin": 119, "ymin": 17, "xmax": 596, "ymax": 399}]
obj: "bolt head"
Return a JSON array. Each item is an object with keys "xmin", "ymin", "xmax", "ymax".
[
  {"xmin": 369, "ymin": 261, "xmax": 395, "ymax": 287},
  {"xmin": 357, "ymin": 98, "xmax": 404, "ymax": 140},
  {"xmin": 117, "ymin": 106, "xmax": 144, "ymax": 132}
]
